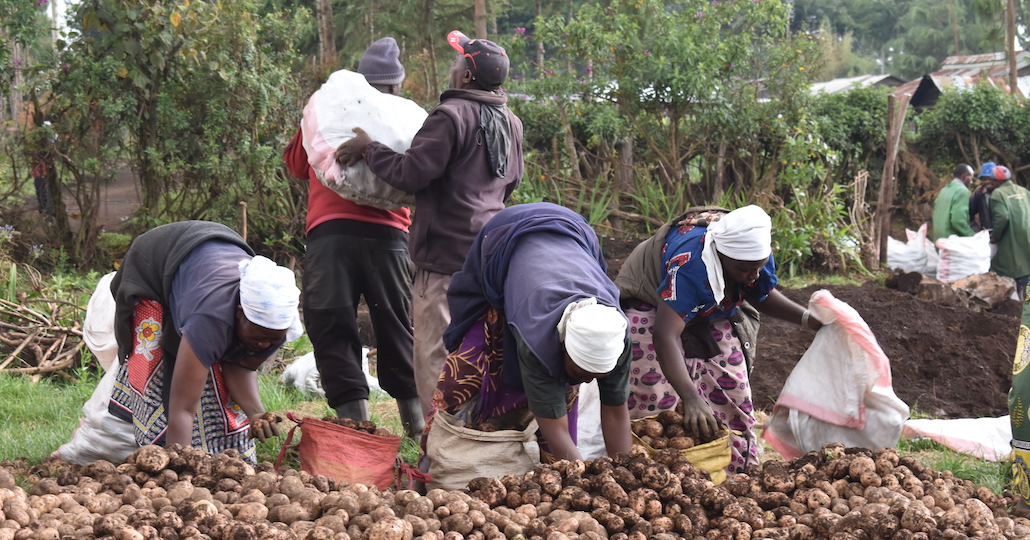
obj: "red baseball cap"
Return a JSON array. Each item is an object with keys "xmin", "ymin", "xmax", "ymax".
[{"xmin": 447, "ymin": 30, "xmax": 510, "ymax": 90}]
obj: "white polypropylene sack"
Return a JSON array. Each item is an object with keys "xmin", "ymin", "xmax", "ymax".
[
  {"xmin": 903, "ymin": 416, "xmax": 1012, "ymax": 462},
  {"xmin": 762, "ymin": 290, "xmax": 910, "ymax": 460},
  {"xmin": 51, "ymin": 359, "xmax": 138, "ymax": 465},
  {"xmin": 280, "ymin": 350, "xmax": 382, "ymax": 398},
  {"xmin": 909, "ymin": 227, "xmax": 939, "ymax": 276},
  {"xmin": 576, "ymin": 379, "xmax": 606, "ymax": 460},
  {"xmin": 82, "ymin": 272, "xmax": 118, "ymax": 371},
  {"xmin": 302, "ymin": 69, "xmax": 427, "ymax": 209},
  {"xmin": 935, "ymin": 230, "xmax": 991, "ymax": 283},
  {"xmin": 886, "ymin": 223, "xmax": 931, "ymax": 274}
]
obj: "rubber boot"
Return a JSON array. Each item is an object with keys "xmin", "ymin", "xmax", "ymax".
[
  {"xmin": 334, "ymin": 399, "xmax": 370, "ymax": 421},
  {"xmin": 397, "ymin": 397, "xmax": 426, "ymax": 438}
]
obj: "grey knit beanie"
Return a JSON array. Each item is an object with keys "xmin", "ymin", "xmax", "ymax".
[{"xmin": 358, "ymin": 37, "xmax": 405, "ymax": 86}]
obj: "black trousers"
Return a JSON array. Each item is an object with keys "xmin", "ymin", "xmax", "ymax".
[{"xmin": 302, "ymin": 220, "xmax": 417, "ymax": 407}]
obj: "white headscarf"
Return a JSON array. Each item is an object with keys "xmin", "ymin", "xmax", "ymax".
[
  {"xmin": 556, "ymin": 297, "xmax": 627, "ymax": 374},
  {"xmin": 238, "ymin": 256, "xmax": 301, "ymax": 332},
  {"xmin": 700, "ymin": 205, "xmax": 772, "ymax": 305}
]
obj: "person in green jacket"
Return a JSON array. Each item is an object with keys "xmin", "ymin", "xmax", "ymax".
[
  {"xmin": 988, "ymin": 165, "xmax": 1030, "ymax": 301},
  {"xmin": 931, "ymin": 163, "xmax": 975, "ymax": 240}
]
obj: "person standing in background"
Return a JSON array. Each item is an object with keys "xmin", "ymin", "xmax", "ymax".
[
  {"xmin": 970, "ymin": 161, "xmax": 996, "ymax": 233},
  {"xmin": 987, "ymin": 165, "xmax": 1030, "ymax": 302},
  {"xmin": 335, "ymin": 30, "xmax": 525, "ymax": 418},
  {"xmin": 931, "ymin": 163, "xmax": 975, "ymax": 240},
  {"xmin": 283, "ymin": 37, "xmax": 423, "ymax": 437}
]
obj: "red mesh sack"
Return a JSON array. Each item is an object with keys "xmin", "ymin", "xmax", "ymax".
[{"xmin": 276, "ymin": 412, "xmax": 401, "ymax": 489}]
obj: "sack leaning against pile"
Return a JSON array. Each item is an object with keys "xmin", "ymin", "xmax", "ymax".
[
  {"xmin": 301, "ymin": 69, "xmax": 428, "ymax": 210},
  {"xmin": 426, "ymin": 409, "xmax": 539, "ymax": 491}
]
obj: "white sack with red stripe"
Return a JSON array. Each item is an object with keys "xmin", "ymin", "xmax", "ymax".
[
  {"xmin": 763, "ymin": 289, "xmax": 910, "ymax": 459},
  {"xmin": 302, "ymin": 69, "xmax": 426, "ymax": 209}
]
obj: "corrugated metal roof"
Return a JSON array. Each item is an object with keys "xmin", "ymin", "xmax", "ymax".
[
  {"xmin": 893, "ymin": 51, "xmax": 1030, "ymax": 104},
  {"xmin": 810, "ymin": 74, "xmax": 904, "ymax": 94}
]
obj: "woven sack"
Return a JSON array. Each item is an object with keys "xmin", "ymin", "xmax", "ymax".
[
  {"xmin": 631, "ymin": 416, "xmax": 734, "ymax": 484},
  {"xmin": 276, "ymin": 412, "xmax": 401, "ymax": 490},
  {"xmin": 426, "ymin": 409, "xmax": 538, "ymax": 491}
]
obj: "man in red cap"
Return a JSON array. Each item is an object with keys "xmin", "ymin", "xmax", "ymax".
[
  {"xmin": 987, "ymin": 165, "xmax": 1030, "ymax": 301},
  {"xmin": 336, "ymin": 31, "xmax": 525, "ymax": 418}
]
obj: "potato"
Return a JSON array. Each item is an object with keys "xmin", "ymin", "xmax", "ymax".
[
  {"xmin": 365, "ymin": 516, "xmax": 414, "ymax": 540},
  {"xmin": 132, "ymin": 446, "xmax": 170, "ymax": 474}
]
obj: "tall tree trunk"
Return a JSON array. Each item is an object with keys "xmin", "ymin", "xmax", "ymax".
[
  {"xmin": 316, "ymin": 0, "xmax": 337, "ymax": 71},
  {"xmin": 422, "ymin": 0, "xmax": 438, "ymax": 99},
  {"xmin": 556, "ymin": 101, "xmax": 583, "ymax": 187},
  {"xmin": 535, "ymin": 0, "xmax": 544, "ymax": 67},
  {"xmin": 713, "ymin": 140, "xmax": 727, "ymax": 202},
  {"xmin": 1008, "ymin": 0, "xmax": 1018, "ymax": 94},
  {"xmin": 948, "ymin": 0, "xmax": 959, "ymax": 54},
  {"xmin": 475, "ymin": 0, "xmax": 487, "ymax": 38},
  {"xmin": 51, "ymin": 0, "xmax": 60, "ymax": 46},
  {"xmin": 9, "ymin": 40, "xmax": 22, "ymax": 124}
]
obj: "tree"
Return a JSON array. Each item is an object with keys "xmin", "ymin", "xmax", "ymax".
[{"xmin": 35, "ymin": 0, "xmax": 307, "ymax": 263}]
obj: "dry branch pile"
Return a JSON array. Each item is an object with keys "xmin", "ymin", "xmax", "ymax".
[
  {"xmin": 2, "ymin": 441, "xmax": 1028, "ymax": 540},
  {"xmin": 0, "ymin": 298, "xmax": 82, "ymax": 379}
]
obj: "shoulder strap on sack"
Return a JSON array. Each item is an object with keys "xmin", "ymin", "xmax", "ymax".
[{"xmin": 274, "ymin": 412, "xmax": 304, "ymax": 471}]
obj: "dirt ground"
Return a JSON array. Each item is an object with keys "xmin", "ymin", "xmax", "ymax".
[{"xmin": 600, "ymin": 236, "xmax": 1021, "ymax": 420}]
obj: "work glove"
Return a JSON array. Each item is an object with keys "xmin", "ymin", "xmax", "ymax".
[{"xmin": 248, "ymin": 412, "xmax": 283, "ymax": 442}]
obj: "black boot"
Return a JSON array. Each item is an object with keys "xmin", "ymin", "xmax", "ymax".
[
  {"xmin": 397, "ymin": 397, "xmax": 425, "ymax": 438},
  {"xmin": 334, "ymin": 399, "xmax": 370, "ymax": 421}
]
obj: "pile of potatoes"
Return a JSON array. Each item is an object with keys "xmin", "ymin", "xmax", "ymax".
[
  {"xmin": 1, "ymin": 440, "xmax": 1029, "ymax": 540},
  {"xmin": 630, "ymin": 407, "xmax": 728, "ymax": 451},
  {"xmin": 320, "ymin": 417, "xmax": 394, "ymax": 438}
]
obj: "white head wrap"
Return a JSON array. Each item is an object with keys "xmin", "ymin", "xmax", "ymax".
[
  {"xmin": 238, "ymin": 256, "xmax": 301, "ymax": 332},
  {"xmin": 556, "ymin": 297, "xmax": 627, "ymax": 374},
  {"xmin": 700, "ymin": 205, "xmax": 772, "ymax": 305}
]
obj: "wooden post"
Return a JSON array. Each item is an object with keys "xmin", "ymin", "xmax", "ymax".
[
  {"xmin": 875, "ymin": 93, "xmax": 911, "ymax": 265},
  {"xmin": 239, "ymin": 201, "xmax": 248, "ymax": 243}
]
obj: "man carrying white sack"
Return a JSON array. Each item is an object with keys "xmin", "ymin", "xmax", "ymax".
[
  {"xmin": 107, "ymin": 221, "xmax": 302, "ymax": 463},
  {"xmin": 284, "ymin": 37, "xmax": 423, "ymax": 436}
]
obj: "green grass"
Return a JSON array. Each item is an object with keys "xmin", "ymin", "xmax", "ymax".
[
  {"xmin": 778, "ymin": 270, "xmax": 882, "ymax": 290},
  {"xmin": 897, "ymin": 435, "xmax": 1011, "ymax": 494},
  {"xmin": 0, "ymin": 366, "xmax": 102, "ymax": 462},
  {"xmin": 0, "ymin": 360, "xmax": 420, "ymax": 468}
]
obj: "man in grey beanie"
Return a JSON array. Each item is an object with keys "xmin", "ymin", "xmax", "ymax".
[
  {"xmin": 358, "ymin": 37, "xmax": 405, "ymax": 89},
  {"xmin": 283, "ymin": 38, "xmax": 423, "ymax": 438}
]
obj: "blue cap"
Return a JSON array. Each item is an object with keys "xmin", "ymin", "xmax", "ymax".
[{"xmin": 979, "ymin": 162, "xmax": 996, "ymax": 178}]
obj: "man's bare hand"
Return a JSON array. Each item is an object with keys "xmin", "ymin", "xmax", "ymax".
[
  {"xmin": 248, "ymin": 412, "xmax": 283, "ymax": 442},
  {"xmin": 334, "ymin": 127, "xmax": 372, "ymax": 167}
]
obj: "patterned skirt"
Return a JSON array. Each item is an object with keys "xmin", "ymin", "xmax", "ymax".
[
  {"xmin": 626, "ymin": 303, "xmax": 757, "ymax": 473},
  {"xmin": 108, "ymin": 298, "xmax": 256, "ymax": 462},
  {"xmin": 423, "ymin": 308, "xmax": 579, "ymax": 462}
]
